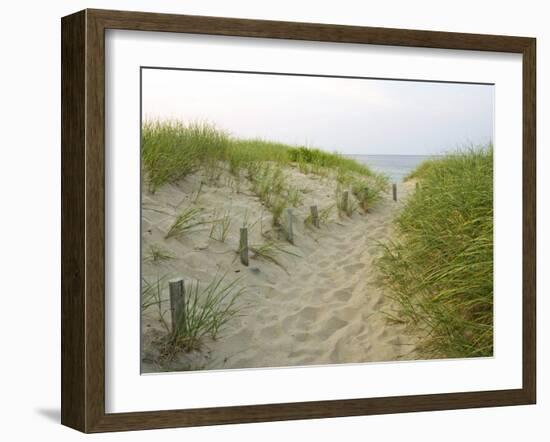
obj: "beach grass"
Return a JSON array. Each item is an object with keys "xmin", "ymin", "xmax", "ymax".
[
  {"xmin": 142, "ymin": 121, "xmax": 389, "ymax": 229},
  {"xmin": 287, "ymin": 146, "xmax": 374, "ymax": 177},
  {"xmin": 209, "ymin": 208, "xmax": 232, "ymax": 243},
  {"xmin": 249, "ymin": 163, "xmax": 302, "ymax": 226},
  {"xmin": 250, "ymin": 240, "xmax": 301, "ymax": 272},
  {"xmin": 165, "ymin": 207, "xmax": 206, "ymax": 239},
  {"xmin": 143, "ymin": 244, "xmax": 175, "ymax": 265},
  {"xmin": 169, "ymin": 274, "xmax": 246, "ymax": 352},
  {"xmin": 304, "ymin": 203, "xmax": 334, "ymax": 228},
  {"xmin": 141, "ymin": 120, "xmax": 387, "ymax": 199},
  {"xmin": 144, "ymin": 273, "xmax": 246, "ymax": 360},
  {"xmin": 141, "ymin": 121, "xmax": 231, "ymax": 192},
  {"xmin": 350, "ymin": 173, "xmax": 388, "ymax": 212},
  {"xmin": 377, "ymin": 146, "xmax": 493, "ymax": 358},
  {"xmin": 141, "ymin": 276, "xmax": 170, "ymax": 331}
]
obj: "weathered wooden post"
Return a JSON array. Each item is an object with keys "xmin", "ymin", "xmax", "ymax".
[
  {"xmin": 169, "ymin": 278, "xmax": 185, "ymax": 334},
  {"xmin": 415, "ymin": 181, "xmax": 420, "ymax": 191},
  {"xmin": 239, "ymin": 227, "xmax": 249, "ymax": 266},
  {"xmin": 342, "ymin": 190, "xmax": 349, "ymax": 215},
  {"xmin": 310, "ymin": 205, "xmax": 319, "ymax": 228},
  {"xmin": 392, "ymin": 183, "xmax": 397, "ymax": 201},
  {"xmin": 362, "ymin": 187, "xmax": 369, "ymax": 211},
  {"xmin": 285, "ymin": 208, "xmax": 294, "ymax": 243}
]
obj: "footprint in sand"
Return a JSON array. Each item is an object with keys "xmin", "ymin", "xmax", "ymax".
[
  {"xmin": 282, "ymin": 306, "xmax": 322, "ymax": 331},
  {"xmin": 332, "ymin": 288, "xmax": 353, "ymax": 302},
  {"xmin": 343, "ymin": 263, "xmax": 365, "ymax": 273},
  {"xmin": 328, "ymin": 336, "xmax": 350, "ymax": 363},
  {"xmin": 351, "ymin": 232, "xmax": 366, "ymax": 242},
  {"xmin": 317, "ymin": 260, "xmax": 331, "ymax": 269},
  {"xmin": 221, "ymin": 327, "xmax": 255, "ymax": 349},
  {"xmin": 293, "ymin": 356, "xmax": 318, "ymax": 366},
  {"xmin": 288, "ymin": 348, "xmax": 317, "ymax": 359},
  {"xmin": 297, "ymin": 273, "xmax": 313, "ymax": 282},
  {"xmin": 332, "ymin": 305, "xmax": 362, "ymax": 322},
  {"xmin": 318, "ymin": 272, "xmax": 336, "ymax": 280},
  {"xmin": 334, "ymin": 243, "xmax": 350, "ymax": 251},
  {"xmin": 259, "ymin": 323, "xmax": 284, "ymax": 340},
  {"xmin": 368, "ymin": 295, "xmax": 385, "ymax": 310},
  {"xmin": 372, "ymin": 327, "xmax": 389, "ymax": 341},
  {"xmin": 292, "ymin": 332, "xmax": 310, "ymax": 342},
  {"xmin": 314, "ymin": 316, "xmax": 347, "ymax": 340}
]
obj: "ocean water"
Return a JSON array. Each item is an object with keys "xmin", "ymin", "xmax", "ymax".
[{"xmin": 349, "ymin": 154, "xmax": 438, "ymax": 183}]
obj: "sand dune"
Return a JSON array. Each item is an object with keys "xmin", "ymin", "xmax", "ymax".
[{"xmin": 141, "ymin": 166, "xmax": 418, "ymax": 372}]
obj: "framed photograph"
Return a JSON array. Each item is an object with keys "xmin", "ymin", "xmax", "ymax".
[{"xmin": 61, "ymin": 9, "xmax": 536, "ymax": 433}]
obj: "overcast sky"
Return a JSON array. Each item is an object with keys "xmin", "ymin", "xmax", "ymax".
[{"xmin": 142, "ymin": 68, "xmax": 494, "ymax": 156}]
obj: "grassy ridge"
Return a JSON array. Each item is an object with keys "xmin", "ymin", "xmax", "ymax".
[
  {"xmin": 287, "ymin": 146, "xmax": 372, "ymax": 176},
  {"xmin": 377, "ymin": 147, "xmax": 493, "ymax": 358},
  {"xmin": 142, "ymin": 121, "xmax": 378, "ymax": 186},
  {"xmin": 141, "ymin": 121, "xmax": 231, "ymax": 191},
  {"xmin": 142, "ymin": 121, "xmax": 388, "ymax": 220}
]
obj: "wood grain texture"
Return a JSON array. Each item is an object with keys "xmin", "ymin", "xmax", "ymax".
[
  {"xmin": 239, "ymin": 227, "xmax": 249, "ymax": 266},
  {"xmin": 61, "ymin": 10, "xmax": 86, "ymax": 431},
  {"xmin": 89, "ymin": 8, "xmax": 532, "ymax": 52},
  {"xmin": 522, "ymin": 38, "xmax": 536, "ymax": 403},
  {"xmin": 61, "ymin": 8, "xmax": 537, "ymax": 433}
]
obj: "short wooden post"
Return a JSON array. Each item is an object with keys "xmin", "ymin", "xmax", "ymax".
[
  {"xmin": 342, "ymin": 190, "xmax": 349, "ymax": 214},
  {"xmin": 239, "ymin": 227, "xmax": 249, "ymax": 266},
  {"xmin": 362, "ymin": 187, "xmax": 369, "ymax": 211},
  {"xmin": 392, "ymin": 183, "xmax": 397, "ymax": 201},
  {"xmin": 310, "ymin": 205, "xmax": 319, "ymax": 228},
  {"xmin": 415, "ymin": 182, "xmax": 420, "ymax": 191},
  {"xmin": 169, "ymin": 278, "xmax": 185, "ymax": 334},
  {"xmin": 285, "ymin": 208, "xmax": 294, "ymax": 243}
]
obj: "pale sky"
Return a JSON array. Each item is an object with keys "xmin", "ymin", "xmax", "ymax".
[{"xmin": 142, "ymin": 68, "xmax": 494, "ymax": 156}]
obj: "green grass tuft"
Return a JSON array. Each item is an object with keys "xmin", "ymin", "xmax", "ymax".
[
  {"xmin": 170, "ymin": 274, "xmax": 246, "ymax": 352},
  {"xmin": 209, "ymin": 209, "xmax": 232, "ymax": 243},
  {"xmin": 142, "ymin": 121, "xmax": 231, "ymax": 192},
  {"xmin": 250, "ymin": 240, "xmax": 301, "ymax": 273},
  {"xmin": 143, "ymin": 244, "xmax": 175, "ymax": 265},
  {"xmin": 165, "ymin": 207, "xmax": 206, "ymax": 239}
]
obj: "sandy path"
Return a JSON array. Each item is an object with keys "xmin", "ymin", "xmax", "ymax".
[
  {"xmin": 141, "ymin": 168, "xmax": 417, "ymax": 372},
  {"xmin": 208, "ymin": 181, "xmax": 416, "ymax": 369}
]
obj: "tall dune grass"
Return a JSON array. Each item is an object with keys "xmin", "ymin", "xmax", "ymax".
[
  {"xmin": 141, "ymin": 121, "xmax": 231, "ymax": 192},
  {"xmin": 142, "ymin": 121, "xmax": 389, "ymax": 223},
  {"xmin": 171, "ymin": 274, "xmax": 246, "ymax": 352},
  {"xmin": 287, "ymin": 146, "xmax": 373, "ymax": 177},
  {"xmin": 377, "ymin": 146, "xmax": 493, "ymax": 358},
  {"xmin": 141, "ymin": 120, "xmax": 385, "ymax": 188}
]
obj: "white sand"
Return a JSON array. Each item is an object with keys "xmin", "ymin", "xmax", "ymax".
[{"xmin": 141, "ymin": 166, "xmax": 418, "ymax": 372}]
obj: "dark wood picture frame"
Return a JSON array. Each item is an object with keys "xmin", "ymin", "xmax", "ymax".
[{"xmin": 61, "ymin": 9, "xmax": 536, "ymax": 433}]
